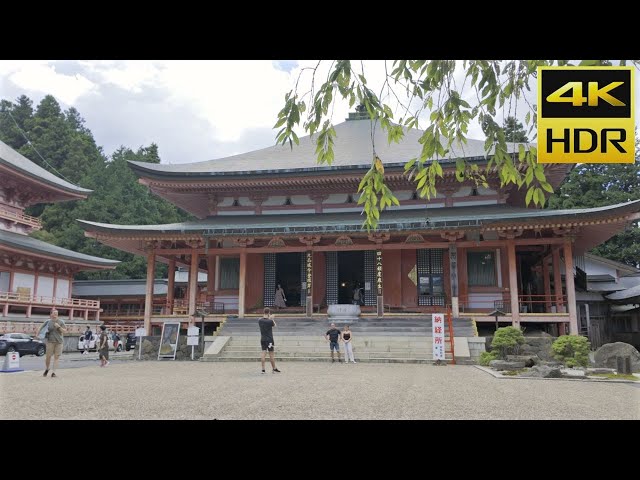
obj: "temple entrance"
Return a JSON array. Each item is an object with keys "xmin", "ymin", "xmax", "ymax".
[
  {"xmin": 337, "ymin": 251, "xmax": 365, "ymax": 304},
  {"xmin": 275, "ymin": 253, "xmax": 302, "ymax": 307}
]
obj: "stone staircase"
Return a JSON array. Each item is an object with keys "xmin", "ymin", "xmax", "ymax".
[{"xmin": 201, "ymin": 316, "xmax": 476, "ymax": 364}]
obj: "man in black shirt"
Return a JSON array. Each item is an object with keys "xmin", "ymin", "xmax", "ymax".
[
  {"xmin": 258, "ymin": 307, "xmax": 281, "ymax": 374},
  {"xmin": 325, "ymin": 322, "xmax": 343, "ymax": 363}
]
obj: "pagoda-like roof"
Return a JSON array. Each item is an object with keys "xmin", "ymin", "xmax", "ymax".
[
  {"xmin": 128, "ymin": 117, "xmax": 533, "ymax": 179},
  {"xmin": 0, "ymin": 229, "xmax": 120, "ymax": 269},
  {"xmin": 79, "ymin": 200, "xmax": 640, "ymax": 235},
  {"xmin": 0, "ymin": 140, "xmax": 92, "ymax": 198},
  {"xmin": 78, "ymin": 200, "xmax": 640, "ymax": 258}
]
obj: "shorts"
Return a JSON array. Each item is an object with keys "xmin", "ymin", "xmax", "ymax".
[
  {"xmin": 260, "ymin": 341, "xmax": 274, "ymax": 352},
  {"xmin": 99, "ymin": 348, "xmax": 109, "ymax": 360},
  {"xmin": 329, "ymin": 341, "xmax": 339, "ymax": 352},
  {"xmin": 46, "ymin": 342, "xmax": 63, "ymax": 356}
]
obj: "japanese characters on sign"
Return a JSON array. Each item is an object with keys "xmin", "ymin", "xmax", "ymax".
[
  {"xmin": 306, "ymin": 251, "xmax": 312, "ymax": 294},
  {"xmin": 432, "ymin": 313, "xmax": 445, "ymax": 360},
  {"xmin": 376, "ymin": 250, "xmax": 383, "ymax": 295}
]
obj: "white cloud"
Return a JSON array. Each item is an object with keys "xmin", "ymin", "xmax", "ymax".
[
  {"xmin": 1, "ymin": 60, "xmax": 638, "ymax": 166},
  {"xmin": 6, "ymin": 63, "xmax": 96, "ymax": 105}
]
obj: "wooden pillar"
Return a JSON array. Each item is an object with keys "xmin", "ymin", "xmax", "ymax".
[
  {"xmin": 376, "ymin": 250, "xmax": 384, "ymax": 317},
  {"xmin": 542, "ymin": 256, "xmax": 552, "ymax": 312},
  {"xmin": 507, "ymin": 240, "xmax": 520, "ymax": 328},
  {"xmin": 144, "ymin": 250, "xmax": 156, "ymax": 334},
  {"xmin": 69, "ymin": 308, "xmax": 74, "ymax": 321},
  {"xmin": 167, "ymin": 258, "xmax": 176, "ymax": 314},
  {"xmin": 207, "ymin": 253, "xmax": 216, "ymax": 299},
  {"xmin": 239, "ymin": 251, "xmax": 247, "ymax": 318},
  {"xmin": 448, "ymin": 243, "xmax": 459, "ymax": 316},
  {"xmin": 188, "ymin": 249, "xmax": 199, "ymax": 319},
  {"xmin": 84, "ymin": 309, "xmax": 89, "ymax": 321},
  {"xmin": 215, "ymin": 256, "xmax": 221, "ymax": 291},
  {"xmin": 552, "ymin": 248, "xmax": 564, "ymax": 312},
  {"xmin": 305, "ymin": 250, "xmax": 313, "ymax": 317},
  {"xmin": 563, "ymin": 240, "xmax": 579, "ymax": 335}
]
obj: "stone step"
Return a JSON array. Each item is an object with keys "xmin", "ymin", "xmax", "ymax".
[{"xmin": 201, "ymin": 356, "xmax": 452, "ymax": 364}]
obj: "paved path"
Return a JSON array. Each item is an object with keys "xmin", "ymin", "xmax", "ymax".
[{"xmin": 1, "ymin": 362, "xmax": 638, "ymax": 419}]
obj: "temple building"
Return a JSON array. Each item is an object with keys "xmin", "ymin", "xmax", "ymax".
[
  {"xmin": 77, "ymin": 111, "xmax": 640, "ymax": 338},
  {"xmin": 0, "ymin": 140, "xmax": 118, "ymax": 333}
]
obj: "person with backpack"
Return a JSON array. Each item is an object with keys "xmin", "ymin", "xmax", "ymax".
[{"xmin": 42, "ymin": 308, "xmax": 67, "ymax": 378}]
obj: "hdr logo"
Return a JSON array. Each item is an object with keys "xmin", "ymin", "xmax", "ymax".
[{"xmin": 537, "ymin": 67, "xmax": 635, "ymax": 163}]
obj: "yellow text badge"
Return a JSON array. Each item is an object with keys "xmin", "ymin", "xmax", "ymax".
[{"xmin": 537, "ymin": 66, "xmax": 634, "ymax": 163}]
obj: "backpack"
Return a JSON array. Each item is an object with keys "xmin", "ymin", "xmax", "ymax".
[{"xmin": 37, "ymin": 320, "xmax": 50, "ymax": 340}]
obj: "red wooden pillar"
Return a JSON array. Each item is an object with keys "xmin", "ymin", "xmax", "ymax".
[
  {"xmin": 563, "ymin": 240, "xmax": 579, "ymax": 335},
  {"xmin": 144, "ymin": 249, "xmax": 155, "ymax": 334},
  {"xmin": 167, "ymin": 258, "xmax": 176, "ymax": 314},
  {"xmin": 238, "ymin": 251, "xmax": 247, "ymax": 318},
  {"xmin": 507, "ymin": 240, "xmax": 520, "ymax": 328},
  {"xmin": 188, "ymin": 249, "xmax": 199, "ymax": 321},
  {"xmin": 542, "ymin": 255, "xmax": 552, "ymax": 312}
]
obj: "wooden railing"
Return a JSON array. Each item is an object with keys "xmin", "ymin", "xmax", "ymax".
[
  {"xmin": 0, "ymin": 291, "xmax": 100, "ymax": 309},
  {"xmin": 0, "ymin": 209, "xmax": 42, "ymax": 229},
  {"xmin": 458, "ymin": 294, "xmax": 568, "ymax": 314}
]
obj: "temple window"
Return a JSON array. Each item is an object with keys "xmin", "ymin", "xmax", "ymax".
[{"xmin": 467, "ymin": 251, "xmax": 497, "ymax": 286}]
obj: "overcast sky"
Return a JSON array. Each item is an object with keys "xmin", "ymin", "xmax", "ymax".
[{"xmin": 1, "ymin": 61, "xmax": 637, "ymax": 166}]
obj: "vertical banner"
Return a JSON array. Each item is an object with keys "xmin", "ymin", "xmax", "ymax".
[
  {"xmin": 306, "ymin": 251, "xmax": 313, "ymax": 294},
  {"xmin": 306, "ymin": 251, "xmax": 313, "ymax": 316},
  {"xmin": 432, "ymin": 313, "xmax": 445, "ymax": 361},
  {"xmin": 376, "ymin": 250, "xmax": 383, "ymax": 295}
]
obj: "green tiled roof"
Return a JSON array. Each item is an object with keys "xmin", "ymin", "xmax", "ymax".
[
  {"xmin": 0, "ymin": 140, "xmax": 92, "ymax": 195},
  {"xmin": 0, "ymin": 230, "xmax": 120, "ymax": 267},
  {"xmin": 128, "ymin": 118, "xmax": 531, "ymax": 178},
  {"xmin": 77, "ymin": 200, "xmax": 640, "ymax": 236}
]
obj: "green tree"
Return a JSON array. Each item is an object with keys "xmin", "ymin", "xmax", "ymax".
[
  {"xmin": 275, "ymin": 60, "xmax": 638, "ymax": 229},
  {"xmin": 549, "ymin": 135, "xmax": 640, "ymax": 267},
  {"xmin": 0, "ymin": 95, "xmax": 192, "ymax": 280},
  {"xmin": 504, "ymin": 116, "xmax": 529, "ymax": 143}
]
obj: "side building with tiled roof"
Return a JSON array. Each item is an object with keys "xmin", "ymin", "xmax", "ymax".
[{"xmin": 0, "ymin": 139, "xmax": 119, "ymax": 336}]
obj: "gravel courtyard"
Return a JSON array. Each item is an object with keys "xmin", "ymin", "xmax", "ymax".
[{"xmin": 2, "ymin": 361, "xmax": 638, "ymax": 420}]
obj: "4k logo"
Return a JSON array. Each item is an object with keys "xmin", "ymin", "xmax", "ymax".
[{"xmin": 538, "ymin": 67, "xmax": 634, "ymax": 163}]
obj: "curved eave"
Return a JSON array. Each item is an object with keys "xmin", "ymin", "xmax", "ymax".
[
  {"xmin": 0, "ymin": 141, "xmax": 92, "ymax": 197},
  {"xmin": 77, "ymin": 200, "xmax": 640, "ymax": 237},
  {"xmin": 605, "ymin": 284, "xmax": 640, "ymax": 304},
  {"xmin": 0, "ymin": 230, "xmax": 120, "ymax": 270}
]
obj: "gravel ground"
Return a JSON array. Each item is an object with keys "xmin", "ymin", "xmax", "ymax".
[{"xmin": 1, "ymin": 362, "xmax": 638, "ymax": 420}]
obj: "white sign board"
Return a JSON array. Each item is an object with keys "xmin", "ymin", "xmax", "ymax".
[
  {"xmin": 3, "ymin": 351, "xmax": 20, "ymax": 370},
  {"xmin": 187, "ymin": 336, "xmax": 199, "ymax": 346},
  {"xmin": 187, "ymin": 326, "xmax": 199, "ymax": 336},
  {"xmin": 364, "ymin": 282, "xmax": 371, "ymax": 291},
  {"xmin": 432, "ymin": 313, "xmax": 445, "ymax": 361},
  {"xmin": 135, "ymin": 328, "xmax": 147, "ymax": 337}
]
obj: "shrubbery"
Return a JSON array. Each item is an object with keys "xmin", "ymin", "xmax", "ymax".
[
  {"xmin": 479, "ymin": 351, "xmax": 498, "ymax": 366},
  {"xmin": 552, "ymin": 335, "xmax": 590, "ymax": 367},
  {"xmin": 491, "ymin": 326, "xmax": 525, "ymax": 359}
]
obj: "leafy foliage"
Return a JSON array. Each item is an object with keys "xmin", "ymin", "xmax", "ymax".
[
  {"xmin": 549, "ymin": 133, "xmax": 640, "ymax": 267},
  {"xmin": 490, "ymin": 326, "xmax": 525, "ymax": 359},
  {"xmin": 551, "ymin": 335, "xmax": 590, "ymax": 368},
  {"xmin": 0, "ymin": 95, "xmax": 192, "ymax": 280},
  {"xmin": 479, "ymin": 350, "xmax": 499, "ymax": 366},
  {"xmin": 274, "ymin": 60, "xmax": 638, "ymax": 230}
]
